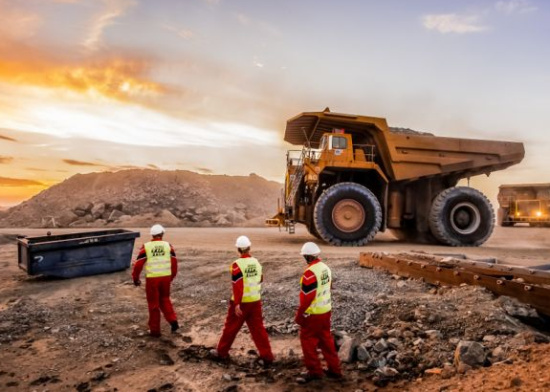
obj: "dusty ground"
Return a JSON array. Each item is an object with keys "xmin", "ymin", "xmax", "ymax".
[{"xmin": 0, "ymin": 226, "xmax": 549, "ymax": 392}]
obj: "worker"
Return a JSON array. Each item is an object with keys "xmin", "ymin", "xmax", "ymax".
[
  {"xmin": 210, "ymin": 235, "xmax": 274, "ymax": 366},
  {"xmin": 132, "ymin": 224, "xmax": 179, "ymax": 337},
  {"xmin": 295, "ymin": 242, "xmax": 342, "ymax": 383}
]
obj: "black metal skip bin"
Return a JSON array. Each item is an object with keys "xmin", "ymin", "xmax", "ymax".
[{"xmin": 17, "ymin": 229, "xmax": 140, "ymax": 278}]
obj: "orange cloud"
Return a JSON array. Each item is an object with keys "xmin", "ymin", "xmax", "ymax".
[
  {"xmin": 0, "ymin": 57, "xmax": 164, "ymax": 101},
  {"xmin": 0, "ymin": 176, "xmax": 44, "ymax": 187},
  {"xmin": 63, "ymin": 159, "xmax": 104, "ymax": 167},
  {"xmin": 0, "ymin": 134, "xmax": 17, "ymax": 142},
  {"xmin": 0, "ymin": 156, "xmax": 14, "ymax": 164}
]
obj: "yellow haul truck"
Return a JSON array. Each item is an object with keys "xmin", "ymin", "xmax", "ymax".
[
  {"xmin": 268, "ymin": 109, "xmax": 524, "ymax": 246},
  {"xmin": 497, "ymin": 183, "xmax": 550, "ymax": 227}
]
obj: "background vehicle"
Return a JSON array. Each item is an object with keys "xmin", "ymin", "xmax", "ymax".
[
  {"xmin": 267, "ymin": 109, "xmax": 524, "ymax": 246},
  {"xmin": 497, "ymin": 183, "xmax": 550, "ymax": 227}
]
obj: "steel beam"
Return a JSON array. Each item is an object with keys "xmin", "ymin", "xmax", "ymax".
[{"xmin": 359, "ymin": 252, "xmax": 550, "ymax": 316}]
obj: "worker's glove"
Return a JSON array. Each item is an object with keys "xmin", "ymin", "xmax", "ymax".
[{"xmin": 133, "ymin": 279, "xmax": 141, "ymax": 287}]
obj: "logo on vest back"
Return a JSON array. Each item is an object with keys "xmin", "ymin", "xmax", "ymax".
[
  {"xmin": 320, "ymin": 269, "xmax": 330, "ymax": 285},
  {"xmin": 151, "ymin": 245, "xmax": 166, "ymax": 257},
  {"xmin": 244, "ymin": 264, "xmax": 258, "ymax": 278}
]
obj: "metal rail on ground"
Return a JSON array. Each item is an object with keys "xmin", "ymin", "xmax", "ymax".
[{"xmin": 359, "ymin": 252, "xmax": 550, "ymax": 316}]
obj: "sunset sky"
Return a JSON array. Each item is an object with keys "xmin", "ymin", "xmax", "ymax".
[{"xmin": 1, "ymin": 0, "xmax": 549, "ymax": 207}]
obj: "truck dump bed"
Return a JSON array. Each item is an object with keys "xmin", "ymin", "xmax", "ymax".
[{"xmin": 284, "ymin": 110, "xmax": 524, "ymax": 182}]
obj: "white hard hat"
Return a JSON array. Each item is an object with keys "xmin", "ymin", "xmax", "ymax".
[
  {"xmin": 150, "ymin": 224, "xmax": 165, "ymax": 236},
  {"xmin": 235, "ymin": 235, "xmax": 252, "ymax": 248},
  {"xmin": 300, "ymin": 242, "xmax": 321, "ymax": 256}
]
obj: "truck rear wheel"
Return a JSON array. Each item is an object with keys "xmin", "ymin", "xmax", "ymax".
[
  {"xmin": 497, "ymin": 207, "xmax": 514, "ymax": 227},
  {"xmin": 314, "ymin": 182, "xmax": 382, "ymax": 246},
  {"xmin": 429, "ymin": 187, "xmax": 494, "ymax": 246}
]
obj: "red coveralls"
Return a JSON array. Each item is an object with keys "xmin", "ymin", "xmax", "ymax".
[
  {"xmin": 132, "ymin": 239, "xmax": 178, "ymax": 336},
  {"xmin": 295, "ymin": 259, "xmax": 342, "ymax": 377},
  {"xmin": 216, "ymin": 254, "xmax": 274, "ymax": 362}
]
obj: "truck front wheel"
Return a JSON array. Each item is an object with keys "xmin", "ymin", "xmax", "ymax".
[
  {"xmin": 313, "ymin": 182, "xmax": 382, "ymax": 246},
  {"xmin": 429, "ymin": 187, "xmax": 494, "ymax": 246}
]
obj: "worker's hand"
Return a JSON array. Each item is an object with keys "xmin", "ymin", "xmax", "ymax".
[
  {"xmin": 234, "ymin": 304, "xmax": 243, "ymax": 317},
  {"xmin": 294, "ymin": 312, "xmax": 306, "ymax": 326},
  {"xmin": 133, "ymin": 279, "xmax": 141, "ymax": 287}
]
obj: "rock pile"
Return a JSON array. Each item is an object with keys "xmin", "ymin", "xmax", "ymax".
[
  {"xmin": 0, "ymin": 169, "xmax": 282, "ymax": 228},
  {"xmin": 325, "ymin": 290, "xmax": 550, "ymax": 387}
]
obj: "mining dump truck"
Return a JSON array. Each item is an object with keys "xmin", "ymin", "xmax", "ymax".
[
  {"xmin": 267, "ymin": 109, "xmax": 524, "ymax": 246},
  {"xmin": 497, "ymin": 183, "xmax": 550, "ymax": 227}
]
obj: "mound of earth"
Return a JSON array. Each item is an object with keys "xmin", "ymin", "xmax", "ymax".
[{"xmin": 0, "ymin": 169, "xmax": 282, "ymax": 229}]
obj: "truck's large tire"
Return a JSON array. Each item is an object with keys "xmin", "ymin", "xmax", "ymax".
[
  {"xmin": 313, "ymin": 182, "xmax": 382, "ymax": 246},
  {"xmin": 429, "ymin": 187, "xmax": 494, "ymax": 247}
]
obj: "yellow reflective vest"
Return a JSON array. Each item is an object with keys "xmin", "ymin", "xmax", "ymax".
[
  {"xmin": 303, "ymin": 261, "xmax": 332, "ymax": 315},
  {"xmin": 144, "ymin": 241, "xmax": 172, "ymax": 278},
  {"xmin": 231, "ymin": 257, "xmax": 262, "ymax": 303}
]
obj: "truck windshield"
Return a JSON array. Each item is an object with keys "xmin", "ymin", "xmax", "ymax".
[
  {"xmin": 319, "ymin": 135, "xmax": 327, "ymax": 150},
  {"xmin": 332, "ymin": 136, "xmax": 347, "ymax": 149}
]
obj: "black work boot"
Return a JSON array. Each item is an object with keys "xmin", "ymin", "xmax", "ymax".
[{"xmin": 170, "ymin": 321, "xmax": 179, "ymax": 333}]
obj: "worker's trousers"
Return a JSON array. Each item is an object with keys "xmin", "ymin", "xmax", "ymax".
[
  {"xmin": 145, "ymin": 276, "xmax": 177, "ymax": 335},
  {"xmin": 217, "ymin": 300, "xmax": 274, "ymax": 361},
  {"xmin": 299, "ymin": 311, "xmax": 342, "ymax": 376}
]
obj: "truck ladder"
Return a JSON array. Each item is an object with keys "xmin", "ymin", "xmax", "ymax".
[
  {"xmin": 287, "ymin": 220, "xmax": 296, "ymax": 234},
  {"xmin": 285, "ymin": 147, "xmax": 308, "ymax": 207}
]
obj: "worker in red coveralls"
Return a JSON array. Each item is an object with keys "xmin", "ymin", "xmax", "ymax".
[
  {"xmin": 210, "ymin": 235, "xmax": 274, "ymax": 366},
  {"xmin": 132, "ymin": 224, "xmax": 179, "ymax": 337},
  {"xmin": 295, "ymin": 242, "xmax": 342, "ymax": 383}
]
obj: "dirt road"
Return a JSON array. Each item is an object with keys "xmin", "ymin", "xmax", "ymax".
[{"xmin": 0, "ymin": 226, "xmax": 549, "ymax": 392}]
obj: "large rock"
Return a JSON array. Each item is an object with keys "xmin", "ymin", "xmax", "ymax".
[
  {"xmin": 337, "ymin": 335, "xmax": 358, "ymax": 363},
  {"xmin": 454, "ymin": 340, "xmax": 486, "ymax": 368},
  {"xmin": 156, "ymin": 209, "xmax": 180, "ymax": 226},
  {"xmin": 108, "ymin": 209, "xmax": 125, "ymax": 222},
  {"xmin": 91, "ymin": 203, "xmax": 106, "ymax": 220},
  {"xmin": 56, "ymin": 210, "xmax": 79, "ymax": 227},
  {"xmin": 357, "ymin": 344, "xmax": 371, "ymax": 362}
]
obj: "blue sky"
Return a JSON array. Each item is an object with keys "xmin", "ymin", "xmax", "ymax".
[{"xmin": 0, "ymin": 0, "xmax": 549, "ymax": 205}]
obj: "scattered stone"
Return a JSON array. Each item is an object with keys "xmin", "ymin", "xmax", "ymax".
[
  {"xmin": 425, "ymin": 330, "xmax": 442, "ymax": 340},
  {"xmin": 375, "ymin": 366, "xmax": 399, "ymax": 378},
  {"xmin": 357, "ymin": 344, "xmax": 371, "ymax": 362},
  {"xmin": 368, "ymin": 327, "xmax": 386, "ymax": 339},
  {"xmin": 222, "ymin": 374, "xmax": 232, "ymax": 381},
  {"xmin": 482, "ymin": 335, "xmax": 496, "ymax": 343},
  {"xmin": 374, "ymin": 339, "xmax": 389, "ymax": 353},
  {"xmin": 441, "ymin": 364, "xmax": 456, "ymax": 379},
  {"xmin": 491, "ymin": 346, "xmax": 506, "ymax": 362},
  {"xmin": 387, "ymin": 328, "xmax": 400, "ymax": 337},
  {"xmin": 387, "ymin": 338, "xmax": 400, "ymax": 348},
  {"xmin": 454, "ymin": 341, "xmax": 486, "ymax": 369}
]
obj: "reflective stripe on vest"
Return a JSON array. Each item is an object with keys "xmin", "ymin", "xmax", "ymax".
[
  {"xmin": 144, "ymin": 241, "xmax": 172, "ymax": 278},
  {"xmin": 304, "ymin": 262, "xmax": 332, "ymax": 315},
  {"xmin": 231, "ymin": 257, "xmax": 262, "ymax": 303}
]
